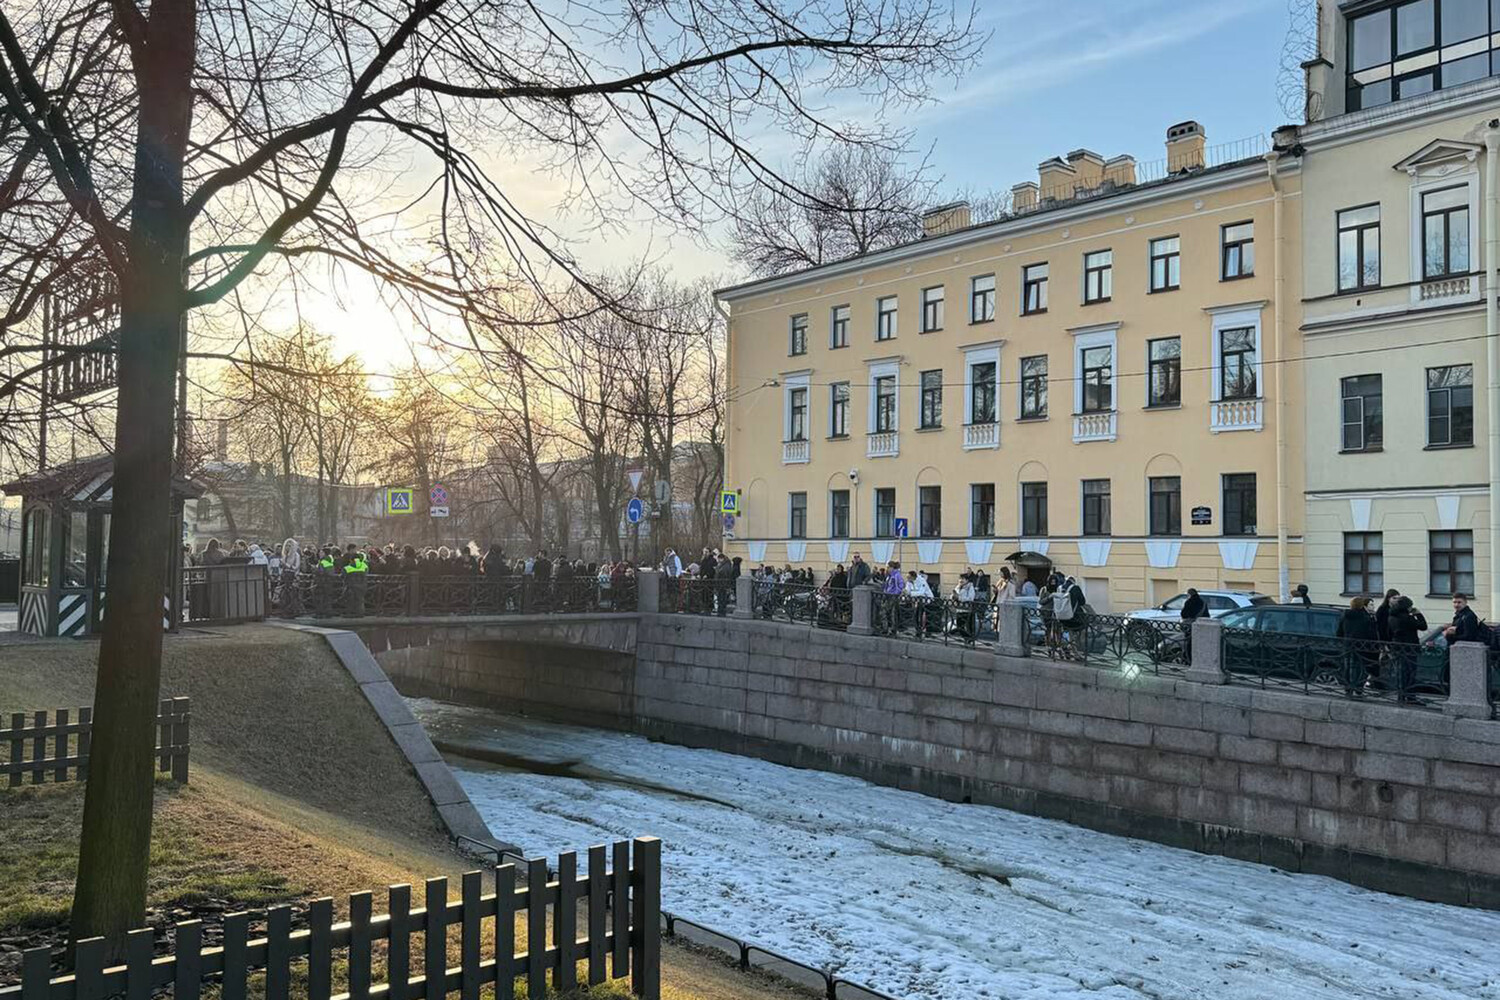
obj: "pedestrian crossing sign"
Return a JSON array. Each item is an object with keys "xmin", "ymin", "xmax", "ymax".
[
  {"xmin": 386, "ymin": 487, "xmax": 414, "ymax": 514},
  {"xmin": 721, "ymin": 491, "xmax": 739, "ymax": 515}
]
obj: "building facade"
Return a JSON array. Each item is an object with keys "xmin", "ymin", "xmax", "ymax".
[
  {"xmin": 1298, "ymin": 0, "xmax": 1500, "ymax": 617},
  {"xmin": 718, "ymin": 126, "xmax": 1305, "ymax": 612}
]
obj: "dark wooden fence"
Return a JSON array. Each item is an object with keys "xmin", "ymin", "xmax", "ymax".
[
  {"xmin": 5, "ymin": 837, "xmax": 661, "ymax": 1000},
  {"xmin": 2, "ymin": 697, "xmax": 189, "ymax": 787}
]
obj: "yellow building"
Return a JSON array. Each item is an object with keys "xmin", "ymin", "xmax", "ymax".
[
  {"xmin": 1296, "ymin": 0, "xmax": 1500, "ymax": 618},
  {"xmin": 716, "ymin": 123, "xmax": 1305, "ymax": 612}
]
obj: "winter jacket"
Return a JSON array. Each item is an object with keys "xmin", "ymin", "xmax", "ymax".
[
  {"xmin": 1180, "ymin": 594, "xmax": 1207, "ymax": 622},
  {"xmin": 1389, "ymin": 608, "xmax": 1428, "ymax": 645},
  {"xmin": 1335, "ymin": 608, "xmax": 1378, "ymax": 642},
  {"xmin": 1450, "ymin": 605, "xmax": 1485, "ymax": 644}
]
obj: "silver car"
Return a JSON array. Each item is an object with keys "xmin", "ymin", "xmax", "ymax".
[{"xmin": 1128, "ymin": 590, "xmax": 1275, "ymax": 622}]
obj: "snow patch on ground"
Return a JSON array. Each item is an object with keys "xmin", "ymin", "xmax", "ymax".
[{"xmin": 411, "ymin": 700, "xmax": 1500, "ymax": 1000}]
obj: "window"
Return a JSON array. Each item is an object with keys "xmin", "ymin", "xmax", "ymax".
[
  {"xmin": 874, "ymin": 375, "xmax": 897, "ymax": 433},
  {"xmin": 970, "ymin": 361, "xmax": 997, "ymax": 424},
  {"xmin": 1022, "ymin": 263, "xmax": 1048, "ymax": 314},
  {"xmin": 1149, "ymin": 236, "xmax": 1181, "ymax": 292},
  {"xmin": 1223, "ymin": 473, "xmax": 1257, "ymax": 536},
  {"xmin": 1347, "ymin": 0, "xmax": 1500, "ymax": 109},
  {"xmin": 1221, "ymin": 222, "xmax": 1254, "ymax": 279},
  {"xmin": 63, "ymin": 510, "xmax": 86, "ymax": 587},
  {"xmin": 1083, "ymin": 249, "xmax": 1113, "ymax": 303},
  {"xmin": 1430, "ymin": 530, "xmax": 1475, "ymax": 596},
  {"xmin": 789, "ymin": 493, "xmax": 807, "ymax": 539},
  {"xmin": 789, "ymin": 314, "xmax": 808, "ymax": 356},
  {"xmin": 921, "ymin": 286, "xmax": 945, "ymax": 333},
  {"xmin": 1021, "ymin": 482, "xmax": 1048, "ymax": 536},
  {"xmin": 1341, "ymin": 375, "xmax": 1383, "ymax": 452},
  {"xmin": 1344, "ymin": 532, "xmax": 1384, "ymax": 595},
  {"xmin": 971, "ymin": 484, "xmax": 995, "ymax": 537},
  {"xmin": 876, "ymin": 296, "xmax": 898, "ymax": 341},
  {"xmin": 875, "ymin": 488, "xmax": 896, "ymax": 538},
  {"xmin": 831, "ymin": 305, "xmax": 850, "ymax": 348},
  {"xmin": 830, "ymin": 490, "xmax": 850, "ymax": 539},
  {"xmin": 1080, "ymin": 345, "xmax": 1113, "ymax": 413},
  {"xmin": 830, "ymin": 382, "xmax": 850, "ymax": 437},
  {"xmin": 22, "ymin": 508, "xmax": 48, "ymax": 586},
  {"xmin": 970, "ymin": 274, "xmax": 995, "ymax": 323},
  {"xmin": 1082, "ymin": 480, "xmax": 1111, "ymax": 537},
  {"xmin": 1020, "ymin": 356, "xmax": 1047, "ymax": 419},
  {"xmin": 1219, "ymin": 328, "xmax": 1257, "ymax": 400},
  {"xmin": 1148, "ymin": 477, "xmax": 1181, "ymax": 536},
  {"xmin": 1428, "ymin": 364, "xmax": 1474, "ymax": 446},
  {"xmin": 1422, "ymin": 186, "xmax": 1470, "ymax": 279},
  {"xmin": 919, "ymin": 486, "xmax": 942, "ymax": 538},
  {"xmin": 788, "ymin": 387, "xmax": 808, "ymax": 442},
  {"xmin": 1337, "ymin": 205, "xmax": 1381, "ymax": 292},
  {"xmin": 919, "ymin": 370, "xmax": 943, "ymax": 429},
  {"xmin": 1147, "ymin": 338, "xmax": 1181, "ymax": 407}
]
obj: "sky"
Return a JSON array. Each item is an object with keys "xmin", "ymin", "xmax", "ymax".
[{"xmin": 305, "ymin": 0, "xmax": 1297, "ymax": 372}]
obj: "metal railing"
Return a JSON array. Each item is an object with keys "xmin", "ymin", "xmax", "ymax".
[
  {"xmin": 1489, "ymin": 648, "xmax": 1500, "ymax": 719},
  {"xmin": 1023, "ymin": 609, "xmax": 1189, "ymax": 675},
  {"xmin": 662, "ymin": 577, "xmax": 733, "ymax": 616},
  {"xmin": 1221, "ymin": 629, "xmax": 1449, "ymax": 707},
  {"xmin": 272, "ymin": 573, "xmax": 636, "ymax": 620},
  {"xmin": 871, "ymin": 593, "xmax": 997, "ymax": 647},
  {"xmin": 182, "ymin": 563, "xmax": 268, "ymax": 624},
  {"xmin": 747, "ymin": 582, "xmax": 852, "ymax": 631},
  {"xmin": 662, "ymin": 912, "xmax": 899, "ymax": 1000}
]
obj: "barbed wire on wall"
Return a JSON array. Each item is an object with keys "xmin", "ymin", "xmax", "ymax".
[{"xmin": 1278, "ymin": 0, "xmax": 1322, "ymax": 123}]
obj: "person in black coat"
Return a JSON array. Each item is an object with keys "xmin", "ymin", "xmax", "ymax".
[
  {"xmin": 1387, "ymin": 596, "xmax": 1428, "ymax": 701},
  {"xmin": 1337, "ymin": 596, "xmax": 1380, "ymax": 689},
  {"xmin": 1180, "ymin": 588, "xmax": 1207, "ymax": 623},
  {"xmin": 1374, "ymin": 588, "xmax": 1399, "ymax": 642},
  {"xmin": 1444, "ymin": 592, "xmax": 1485, "ymax": 644}
]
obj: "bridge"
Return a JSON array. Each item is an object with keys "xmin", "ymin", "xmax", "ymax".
[{"xmin": 284, "ymin": 571, "xmax": 1500, "ymax": 909}]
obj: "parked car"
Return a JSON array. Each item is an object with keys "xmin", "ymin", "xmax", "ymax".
[
  {"xmin": 1128, "ymin": 590, "xmax": 1274, "ymax": 622},
  {"xmin": 1205, "ymin": 603, "xmax": 1449, "ymax": 693}
]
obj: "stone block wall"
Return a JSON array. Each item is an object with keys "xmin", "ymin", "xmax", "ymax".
[{"xmin": 634, "ymin": 615, "xmax": 1500, "ymax": 908}]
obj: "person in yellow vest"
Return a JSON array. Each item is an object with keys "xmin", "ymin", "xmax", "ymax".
[{"xmin": 342, "ymin": 543, "xmax": 368, "ymax": 616}]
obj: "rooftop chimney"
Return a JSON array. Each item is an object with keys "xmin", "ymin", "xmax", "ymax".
[
  {"xmin": 1037, "ymin": 157, "xmax": 1075, "ymax": 200},
  {"xmin": 1103, "ymin": 155, "xmax": 1137, "ymax": 187},
  {"xmin": 1066, "ymin": 149, "xmax": 1106, "ymax": 191},
  {"xmin": 1011, "ymin": 181, "xmax": 1039, "ymax": 213},
  {"xmin": 1166, "ymin": 120, "xmax": 1207, "ymax": 172},
  {"xmin": 921, "ymin": 201, "xmax": 972, "ymax": 238}
]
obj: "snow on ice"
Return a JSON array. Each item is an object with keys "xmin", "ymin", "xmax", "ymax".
[{"xmin": 411, "ymin": 699, "xmax": 1500, "ymax": 1000}]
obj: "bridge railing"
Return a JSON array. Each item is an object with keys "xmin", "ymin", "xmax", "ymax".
[{"xmin": 273, "ymin": 573, "xmax": 638, "ymax": 620}]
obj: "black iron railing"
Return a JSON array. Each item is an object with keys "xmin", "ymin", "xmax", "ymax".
[
  {"xmin": 663, "ymin": 577, "xmax": 733, "ymax": 616},
  {"xmin": 182, "ymin": 564, "xmax": 268, "ymax": 624},
  {"xmin": 1221, "ymin": 628, "xmax": 1449, "ymax": 706},
  {"xmin": 871, "ymin": 593, "xmax": 997, "ymax": 647},
  {"xmin": 272, "ymin": 573, "xmax": 636, "ymax": 619},
  {"xmin": 1489, "ymin": 649, "xmax": 1500, "ymax": 720},
  {"xmin": 1022, "ymin": 608, "xmax": 1188, "ymax": 675}
]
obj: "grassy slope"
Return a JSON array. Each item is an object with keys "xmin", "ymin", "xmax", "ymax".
[{"xmin": 0, "ymin": 627, "xmax": 812, "ymax": 1000}]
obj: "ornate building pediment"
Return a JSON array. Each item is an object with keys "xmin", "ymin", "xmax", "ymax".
[{"xmin": 1393, "ymin": 139, "xmax": 1483, "ymax": 178}]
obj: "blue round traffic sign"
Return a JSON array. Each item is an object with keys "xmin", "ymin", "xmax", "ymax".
[{"xmin": 626, "ymin": 497, "xmax": 644, "ymax": 524}]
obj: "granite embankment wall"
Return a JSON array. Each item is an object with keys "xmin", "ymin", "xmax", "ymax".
[{"xmin": 372, "ymin": 613, "xmax": 1500, "ymax": 907}]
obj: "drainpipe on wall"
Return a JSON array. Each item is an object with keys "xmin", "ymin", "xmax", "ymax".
[
  {"xmin": 1485, "ymin": 124, "xmax": 1500, "ymax": 619},
  {"xmin": 1266, "ymin": 150, "xmax": 1290, "ymax": 603},
  {"xmin": 713, "ymin": 296, "xmax": 734, "ymax": 550}
]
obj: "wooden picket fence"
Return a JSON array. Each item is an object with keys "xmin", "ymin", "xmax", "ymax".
[
  {"xmin": 4, "ymin": 837, "xmax": 662, "ymax": 1000},
  {"xmin": 2, "ymin": 697, "xmax": 190, "ymax": 787}
]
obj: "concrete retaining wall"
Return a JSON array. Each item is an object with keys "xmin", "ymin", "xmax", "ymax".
[{"xmin": 369, "ymin": 612, "xmax": 1500, "ymax": 907}]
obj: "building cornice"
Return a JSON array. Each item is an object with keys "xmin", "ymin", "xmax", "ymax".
[
  {"xmin": 1299, "ymin": 78, "xmax": 1500, "ymax": 152},
  {"xmin": 716, "ymin": 160, "xmax": 1291, "ymax": 304},
  {"xmin": 958, "ymin": 338, "xmax": 1006, "ymax": 353},
  {"xmin": 1205, "ymin": 299, "xmax": 1268, "ymax": 316}
]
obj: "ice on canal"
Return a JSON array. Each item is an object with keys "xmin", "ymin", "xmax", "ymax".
[{"xmin": 411, "ymin": 699, "xmax": 1500, "ymax": 1000}]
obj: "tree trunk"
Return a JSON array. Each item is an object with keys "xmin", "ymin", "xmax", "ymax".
[{"xmin": 71, "ymin": 1, "xmax": 197, "ymax": 957}]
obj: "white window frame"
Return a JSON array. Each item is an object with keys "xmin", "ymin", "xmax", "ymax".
[
  {"xmin": 921, "ymin": 285, "xmax": 945, "ymax": 333},
  {"xmin": 1070, "ymin": 323, "xmax": 1119, "ymax": 415},
  {"xmin": 789, "ymin": 313, "xmax": 809, "ymax": 356},
  {"xmin": 962, "ymin": 341, "xmax": 1002, "ymax": 431},
  {"xmin": 830, "ymin": 304, "xmax": 851, "ymax": 348},
  {"xmin": 970, "ymin": 274, "xmax": 996, "ymax": 323},
  {"xmin": 867, "ymin": 360, "xmax": 901, "ymax": 433},
  {"xmin": 1407, "ymin": 163, "xmax": 1480, "ymax": 303},
  {"xmin": 829, "ymin": 381, "xmax": 851, "ymax": 437},
  {"xmin": 787, "ymin": 492, "xmax": 808, "ymax": 540},
  {"xmin": 876, "ymin": 296, "xmax": 898, "ymax": 341},
  {"xmin": 782, "ymin": 371, "xmax": 811, "ymax": 443},
  {"xmin": 1207, "ymin": 305, "xmax": 1264, "ymax": 403}
]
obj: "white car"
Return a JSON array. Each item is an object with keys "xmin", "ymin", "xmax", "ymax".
[{"xmin": 1128, "ymin": 590, "xmax": 1274, "ymax": 622}]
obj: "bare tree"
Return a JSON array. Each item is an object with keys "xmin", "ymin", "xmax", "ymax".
[
  {"xmin": 731, "ymin": 145, "xmax": 939, "ymax": 276},
  {"xmin": 377, "ymin": 372, "xmax": 469, "ymax": 547},
  {"xmin": 0, "ymin": 0, "xmax": 978, "ymax": 948}
]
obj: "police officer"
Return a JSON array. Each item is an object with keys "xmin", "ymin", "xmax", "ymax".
[{"xmin": 342, "ymin": 543, "xmax": 369, "ymax": 616}]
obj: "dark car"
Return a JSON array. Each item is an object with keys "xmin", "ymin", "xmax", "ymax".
[{"xmin": 1213, "ymin": 603, "xmax": 1449, "ymax": 693}]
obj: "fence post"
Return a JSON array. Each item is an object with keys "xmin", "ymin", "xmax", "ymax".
[
  {"xmin": 733, "ymin": 576, "xmax": 753, "ymax": 619},
  {"xmin": 630, "ymin": 837, "xmax": 661, "ymax": 1000},
  {"xmin": 1185, "ymin": 617, "xmax": 1227, "ymax": 684},
  {"xmin": 635, "ymin": 570, "xmax": 660, "ymax": 614},
  {"xmin": 407, "ymin": 572, "xmax": 422, "ymax": 616},
  {"xmin": 995, "ymin": 603, "xmax": 1028, "ymax": 658},
  {"xmin": 848, "ymin": 585, "xmax": 874, "ymax": 636},
  {"xmin": 171, "ymin": 696, "xmax": 190, "ymax": 783},
  {"xmin": 1445, "ymin": 641, "xmax": 1492, "ymax": 718}
]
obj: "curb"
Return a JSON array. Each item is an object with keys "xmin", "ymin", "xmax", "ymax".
[{"xmin": 274, "ymin": 622, "xmax": 519, "ymax": 858}]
